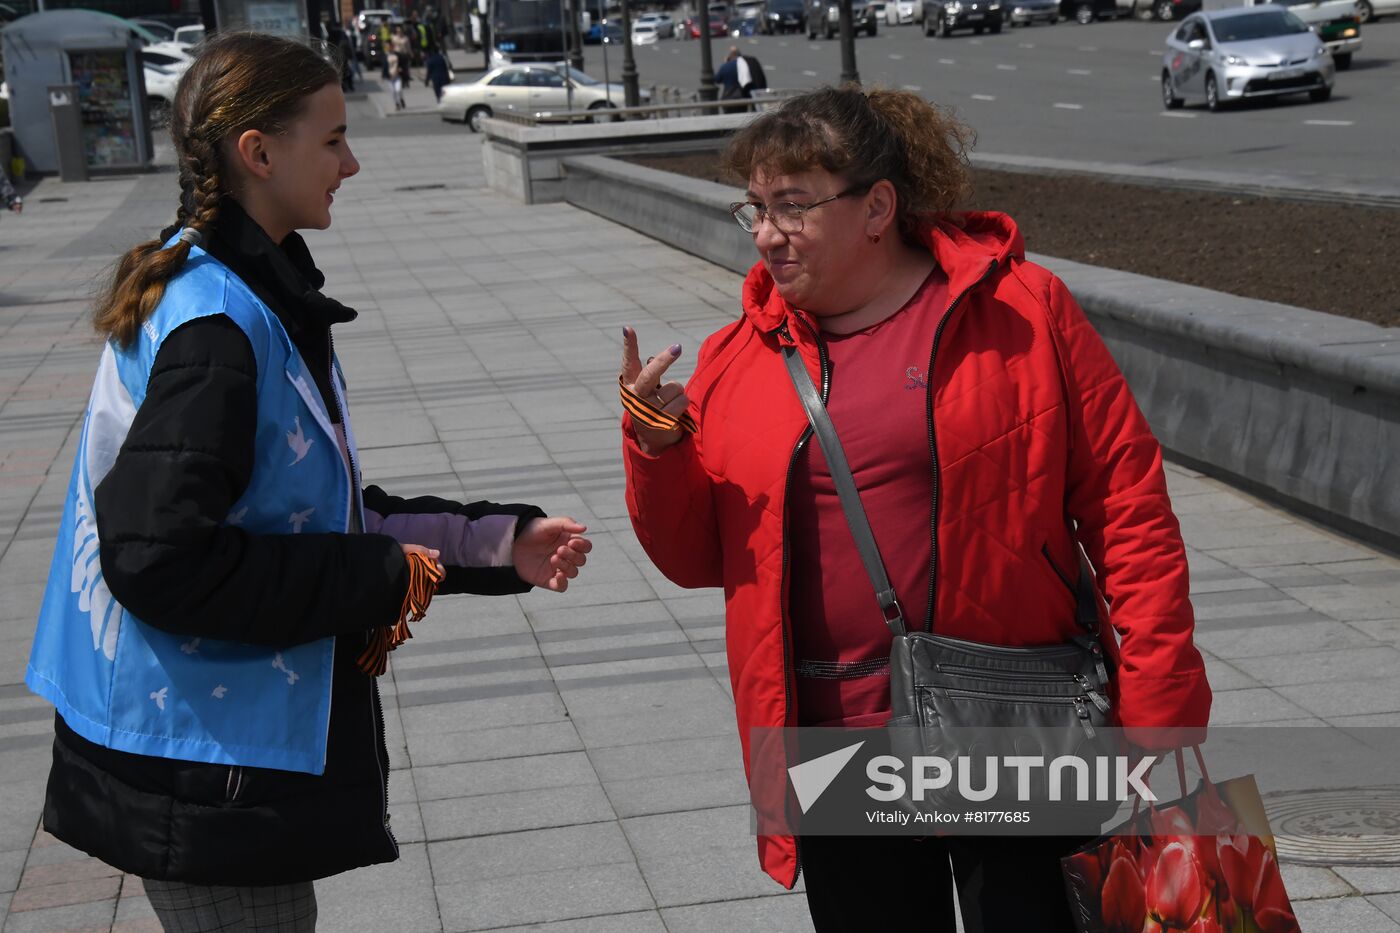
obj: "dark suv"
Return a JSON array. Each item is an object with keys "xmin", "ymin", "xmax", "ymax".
[
  {"xmin": 807, "ymin": 0, "xmax": 880, "ymax": 36},
  {"xmin": 764, "ymin": 0, "xmax": 807, "ymax": 32},
  {"xmin": 922, "ymin": 0, "xmax": 1004, "ymax": 34}
]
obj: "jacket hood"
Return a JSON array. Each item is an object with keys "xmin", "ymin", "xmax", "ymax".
[{"xmin": 740, "ymin": 210, "xmax": 1025, "ymax": 333}]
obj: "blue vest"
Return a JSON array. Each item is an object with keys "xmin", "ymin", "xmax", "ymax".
[{"xmin": 26, "ymin": 242, "xmax": 364, "ymax": 775}]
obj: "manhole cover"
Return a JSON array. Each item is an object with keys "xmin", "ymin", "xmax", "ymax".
[{"xmin": 1264, "ymin": 788, "xmax": 1400, "ymax": 866}]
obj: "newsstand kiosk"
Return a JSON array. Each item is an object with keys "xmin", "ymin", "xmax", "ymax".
[{"xmin": 1, "ymin": 10, "xmax": 154, "ymax": 175}]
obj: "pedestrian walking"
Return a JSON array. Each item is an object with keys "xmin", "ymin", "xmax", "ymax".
[
  {"xmin": 392, "ymin": 24, "xmax": 413, "ymax": 86},
  {"xmin": 618, "ymin": 85, "xmax": 1211, "ymax": 932},
  {"xmin": 714, "ymin": 46, "xmax": 744, "ymax": 100},
  {"xmin": 424, "ymin": 48, "xmax": 451, "ymax": 102},
  {"xmin": 1, "ymin": 165, "xmax": 21, "ymax": 214},
  {"xmin": 27, "ymin": 32, "xmax": 591, "ymax": 933},
  {"xmin": 378, "ymin": 20, "xmax": 393, "ymax": 79}
]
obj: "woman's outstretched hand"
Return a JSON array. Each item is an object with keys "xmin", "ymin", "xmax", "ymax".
[
  {"xmin": 512, "ymin": 517, "xmax": 592, "ymax": 592},
  {"xmin": 621, "ymin": 326, "xmax": 689, "ymax": 455}
]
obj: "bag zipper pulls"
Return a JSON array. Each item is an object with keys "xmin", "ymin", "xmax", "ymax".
[
  {"xmin": 1075, "ymin": 698, "xmax": 1097, "ymax": 739},
  {"xmin": 1089, "ymin": 641, "xmax": 1109, "ymax": 685},
  {"xmin": 1076, "ymin": 675, "xmax": 1112, "ymax": 714}
]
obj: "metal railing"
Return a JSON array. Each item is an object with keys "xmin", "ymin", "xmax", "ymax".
[{"xmin": 490, "ymin": 88, "xmax": 797, "ymax": 126}]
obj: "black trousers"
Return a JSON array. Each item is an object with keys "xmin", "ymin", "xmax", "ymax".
[{"xmin": 800, "ymin": 835, "xmax": 1086, "ymax": 933}]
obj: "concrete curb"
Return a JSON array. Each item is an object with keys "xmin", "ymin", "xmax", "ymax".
[
  {"xmin": 561, "ymin": 153, "xmax": 1400, "ymax": 550},
  {"xmin": 971, "ymin": 152, "xmax": 1400, "ymax": 211}
]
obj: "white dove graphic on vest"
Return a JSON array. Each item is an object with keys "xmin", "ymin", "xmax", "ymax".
[
  {"xmin": 286, "ymin": 416, "xmax": 314, "ymax": 465},
  {"xmin": 288, "ymin": 508, "xmax": 315, "ymax": 533},
  {"xmin": 72, "ymin": 458, "xmax": 121, "ymax": 661},
  {"xmin": 211, "ymin": 684, "xmax": 228, "ymax": 699},
  {"xmin": 226, "ymin": 506, "xmax": 248, "ymax": 526},
  {"xmin": 271, "ymin": 652, "xmax": 300, "ymax": 685},
  {"xmin": 180, "ymin": 637, "xmax": 201, "ymax": 655},
  {"xmin": 150, "ymin": 687, "xmax": 168, "ymax": 710}
]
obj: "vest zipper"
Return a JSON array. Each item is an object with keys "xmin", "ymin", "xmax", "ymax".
[
  {"xmin": 923, "ymin": 260, "xmax": 999, "ymax": 633},
  {"xmin": 776, "ymin": 317, "xmax": 830, "ymax": 888},
  {"xmin": 326, "ymin": 332, "xmax": 394, "ymax": 854}
]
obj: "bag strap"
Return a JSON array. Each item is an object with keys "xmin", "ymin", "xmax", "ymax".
[
  {"xmin": 781, "ymin": 345, "xmax": 907, "ymax": 638},
  {"xmin": 781, "ymin": 342, "xmax": 1101, "ymax": 643}
]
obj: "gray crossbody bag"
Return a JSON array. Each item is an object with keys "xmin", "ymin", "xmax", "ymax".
[{"xmin": 781, "ymin": 344, "xmax": 1119, "ymax": 810}]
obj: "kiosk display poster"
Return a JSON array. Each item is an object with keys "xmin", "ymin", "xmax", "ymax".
[{"xmin": 67, "ymin": 50, "xmax": 139, "ymax": 168}]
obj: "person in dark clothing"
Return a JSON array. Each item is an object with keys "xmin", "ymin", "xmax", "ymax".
[
  {"xmin": 328, "ymin": 22, "xmax": 356, "ymax": 91},
  {"xmin": 424, "ymin": 49, "xmax": 451, "ymax": 101},
  {"xmin": 26, "ymin": 32, "xmax": 592, "ymax": 933},
  {"xmin": 715, "ymin": 46, "xmax": 744, "ymax": 100}
]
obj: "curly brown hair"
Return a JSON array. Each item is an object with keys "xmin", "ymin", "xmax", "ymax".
[
  {"xmin": 723, "ymin": 85, "xmax": 975, "ymax": 243},
  {"xmin": 93, "ymin": 33, "xmax": 338, "ymax": 347}
]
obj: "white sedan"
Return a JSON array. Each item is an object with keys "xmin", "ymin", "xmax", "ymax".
[
  {"xmin": 441, "ymin": 64, "xmax": 626, "ymax": 131},
  {"xmin": 886, "ymin": 0, "xmax": 924, "ymax": 22}
]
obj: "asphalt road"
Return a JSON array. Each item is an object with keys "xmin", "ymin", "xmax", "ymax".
[{"xmin": 564, "ymin": 15, "xmax": 1400, "ymax": 190}]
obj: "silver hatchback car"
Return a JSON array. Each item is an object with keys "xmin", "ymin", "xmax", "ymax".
[{"xmin": 1162, "ymin": 7, "xmax": 1334, "ymax": 111}]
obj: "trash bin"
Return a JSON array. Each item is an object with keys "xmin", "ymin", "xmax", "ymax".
[{"xmin": 48, "ymin": 85, "xmax": 88, "ymax": 182}]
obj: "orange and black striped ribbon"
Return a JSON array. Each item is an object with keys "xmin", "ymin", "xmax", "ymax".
[
  {"xmin": 618, "ymin": 376, "xmax": 698, "ymax": 435},
  {"xmin": 357, "ymin": 551, "xmax": 446, "ymax": 677}
]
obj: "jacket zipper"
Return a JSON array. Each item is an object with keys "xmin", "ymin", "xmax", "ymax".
[
  {"xmin": 326, "ymin": 331, "xmax": 395, "ymax": 854},
  {"xmin": 776, "ymin": 317, "xmax": 831, "ymax": 888},
  {"xmin": 923, "ymin": 259, "xmax": 999, "ymax": 634},
  {"xmin": 1041, "ymin": 542, "xmax": 1077, "ymax": 596}
]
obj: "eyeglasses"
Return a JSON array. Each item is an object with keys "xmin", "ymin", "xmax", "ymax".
[{"xmin": 728, "ymin": 184, "xmax": 870, "ymax": 235}]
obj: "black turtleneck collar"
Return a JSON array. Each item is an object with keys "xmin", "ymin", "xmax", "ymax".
[{"xmin": 161, "ymin": 197, "xmax": 357, "ymax": 342}]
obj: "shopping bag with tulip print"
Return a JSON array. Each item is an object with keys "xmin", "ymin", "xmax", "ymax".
[{"xmin": 1061, "ymin": 747, "xmax": 1300, "ymax": 933}]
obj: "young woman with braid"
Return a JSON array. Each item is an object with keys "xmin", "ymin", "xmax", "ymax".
[{"xmin": 27, "ymin": 33, "xmax": 591, "ymax": 932}]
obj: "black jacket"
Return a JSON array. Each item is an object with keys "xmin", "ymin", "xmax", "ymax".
[{"xmin": 44, "ymin": 200, "xmax": 544, "ymax": 885}]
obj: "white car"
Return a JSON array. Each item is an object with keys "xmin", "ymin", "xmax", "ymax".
[
  {"xmin": 1162, "ymin": 7, "xmax": 1334, "ymax": 111},
  {"xmin": 635, "ymin": 12, "xmax": 676, "ymax": 36},
  {"xmin": 174, "ymin": 24, "xmax": 205, "ymax": 47},
  {"xmin": 632, "ymin": 22, "xmax": 660, "ymax": 43},
  {"xmin": 885, "ymin": 0, "xmax": 924, "ymax": 21},
  {"xmin": 441, "ymin": 64, "xmax": 629, "ymax": 131},
  {"xmin": 1354, "ymin": 0, "xmax": 1399, "ymax": 20}
]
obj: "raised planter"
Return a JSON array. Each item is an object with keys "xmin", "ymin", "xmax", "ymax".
[
  {"xmin": 562, "ymin": 153, "xmax": 1400, "ymax": 550},
  {"xmin": 480, "ymin": 113, "xmax": 751, "ymax": 205}
]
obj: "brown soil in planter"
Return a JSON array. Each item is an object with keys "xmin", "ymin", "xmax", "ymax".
[{"xmin": 621, "ymin": 152, "xmax": 1400, "ymax": 328}]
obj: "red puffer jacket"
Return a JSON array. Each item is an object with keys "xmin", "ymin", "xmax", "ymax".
[{"xmin": 623, "ymin": 212, "xmax": 1211, "ymax": 888}]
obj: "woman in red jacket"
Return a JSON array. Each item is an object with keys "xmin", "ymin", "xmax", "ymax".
[{"xmin": 620, "ymin": 86, "xmax": 1212, "ymax": 932}]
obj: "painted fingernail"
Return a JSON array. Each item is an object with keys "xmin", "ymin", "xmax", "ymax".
[
  {"xmin": 669, "ymin": 344, "xmax": 682, "ymax": 357},
  {"xmin": 623, "ymin": 326, "xmax": 632, "ymax": 338}
]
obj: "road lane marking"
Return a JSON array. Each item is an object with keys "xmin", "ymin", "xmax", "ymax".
[
  {"xmin": 939, "ymin": 58, "xmax": 956, "ymax": 64},
  {"xmin": 997, "ymin": 64, "xmax": 1017, "ymax": 70},
  {"xmin": 1160, "ymin": 111, "xmax": 1197, "ymax": 118},
  {"xmin": 780, "ymin": 41, "xmax": 789, "ymax": 46},
  {"xmin": 810, "ymin": 43, "xmax": 822, "ymax": 50},
  {"xmin": 1304, "ymin": 119, "xmax": 1354, "ymax": 126},
  {"xmin": 902, "ymin": 84, "xmax": 923, "ymax": 91},
  {"xmin": 1068, "ymin": 68, "xmax": 1091, "ymax": 75},
  {"xmin": 972, "ymin": 93, "xmax": 997, "ymax": 100},
  {"xmin": 970, "ymin": 38, "xmax": 983, "ymax": 44},
  {"xmin": 1078, "ymin": 45, "xmax": 1098, "ymax": 51},
  {"xmin": 803, "ymin": 69, "xmax": 819, "ymax": 76},
  {"xmin": 890, "ymin": 53, "xmax": 904, "ymax": 59},
  {"xmin": 1019, "ymin": 42, "xmax": 1035, "ymax": 48},
  {"xmin": 1053, "ymin": 102, "xmax": 1084, "ymax": 109}
]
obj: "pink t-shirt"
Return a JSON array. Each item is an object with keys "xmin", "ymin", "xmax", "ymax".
[{"xmin": 788, "ymin": 268, "xmax": 950, "ymax": 728}]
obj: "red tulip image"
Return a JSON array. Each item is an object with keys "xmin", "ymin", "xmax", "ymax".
[
  {"xmin": 1102, "ymin": 854, "xmax": 1148, "ymax": 933},
  {"xmin": 1187, "ymin": 917, "xmax": 1222, "ymax": 933},
  {"xmin": 1217, "ymin": 833, "xmax": 1267, "ymax": 913},
  {"xmin": 1145, "ymin": 842, "xmax": 1207, "ymax": 929},
  {"xmin": 1251, "ymin": 849, "xmax": 1300, "ymax": 933}
]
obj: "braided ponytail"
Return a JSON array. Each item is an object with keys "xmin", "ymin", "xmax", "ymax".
[{"xmin": 93, "ymin": 33, "xmax": 337, "ymax": 347}]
